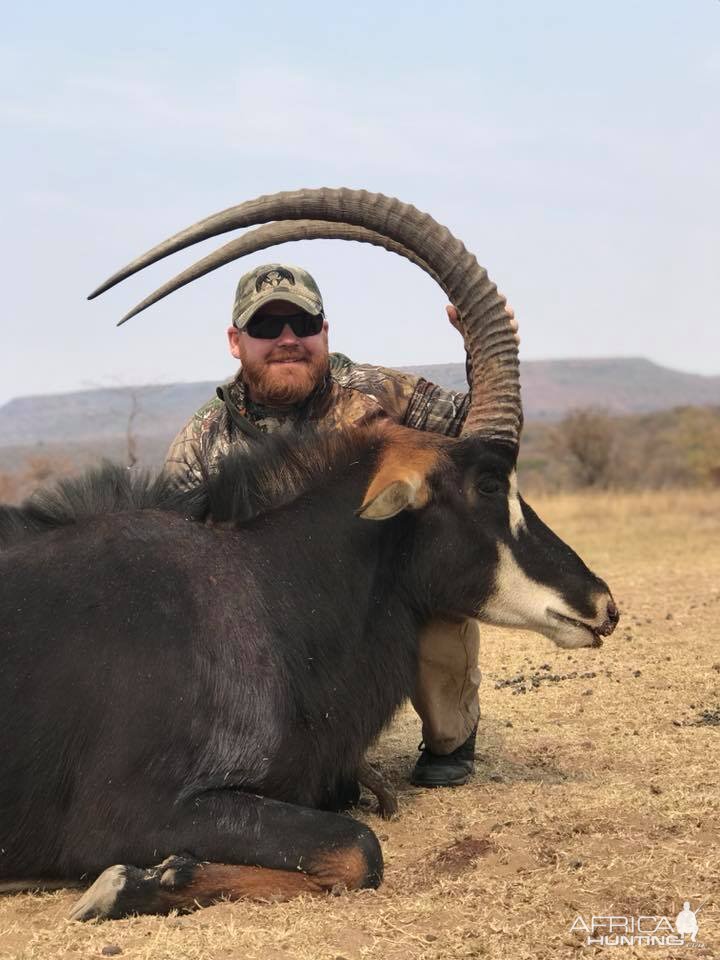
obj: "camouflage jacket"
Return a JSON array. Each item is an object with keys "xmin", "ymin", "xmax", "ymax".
[{"xmin": 164, "ymin": 352, "xmax": 469, "ymax": 491}]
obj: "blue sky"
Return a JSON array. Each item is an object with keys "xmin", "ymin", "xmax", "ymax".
[{"xmin": 1, "ymin": 0, "xmax": 718, "ymax": 405}]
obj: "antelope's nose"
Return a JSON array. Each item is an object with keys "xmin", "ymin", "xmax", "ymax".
[{"xmin": 598, "ymin": 599, "xmax": 620, "ymax": 637}]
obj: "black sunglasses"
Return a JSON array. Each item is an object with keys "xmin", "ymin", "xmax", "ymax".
[{"xmin": 245, "ymin": 311, "xmax": 324, "ymax": 340}]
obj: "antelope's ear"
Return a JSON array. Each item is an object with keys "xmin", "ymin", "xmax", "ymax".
[
  {"xmin": 357, "ymin": 470, "xmax": 429, "ymax": 520},
  {"xmin": 358, "ymin": 432, "xmax": 443, "ymax": 520}
]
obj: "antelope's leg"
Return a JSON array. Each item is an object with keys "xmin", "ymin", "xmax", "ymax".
[
  {"xmin": 67, "ymin": 855, "xmax": 324, "ymax": 920},
  {"xmin": 358, "ymin": 759, "xmax": 398, "ymax": 820},
  {"xmin": 68, "ymin": 791, "xmax": 383, "ymax": 920}
]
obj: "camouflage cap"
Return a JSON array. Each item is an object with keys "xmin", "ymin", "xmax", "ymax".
[{"xmin": 232, "ymin": 264, "xmax": 324, "ymax": 329}]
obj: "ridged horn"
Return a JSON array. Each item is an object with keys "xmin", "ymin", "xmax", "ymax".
[
  {"xmin": 90, "ymin": 188, "xmax": 521, "ymax": 445},
  {"xmin": 115, "ymin": 221, "xmax": 442, "ymax": 327}
]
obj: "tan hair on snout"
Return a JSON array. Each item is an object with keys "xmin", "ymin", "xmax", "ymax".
[{"xmin": 357, "ymin": 426, "xmax": 449, "ymax": 521}]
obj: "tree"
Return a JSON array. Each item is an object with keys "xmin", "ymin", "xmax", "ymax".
[{"xmin": 553, "ymin": 409, "xmax": 615, "ymax": 488}]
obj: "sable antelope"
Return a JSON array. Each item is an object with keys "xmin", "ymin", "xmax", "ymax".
[{"xmin": 0, "ymin": 189, "xmax": 618, "ymax": 919}]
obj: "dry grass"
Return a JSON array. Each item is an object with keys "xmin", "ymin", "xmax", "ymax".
[{"xmin": 2, "ymin": 489, "xmax": 719, "ymax": 959}]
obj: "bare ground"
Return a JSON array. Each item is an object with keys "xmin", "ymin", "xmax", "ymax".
[{"xmin": 1, "ymin": 489, "xmax": 719, "ymax": 960}]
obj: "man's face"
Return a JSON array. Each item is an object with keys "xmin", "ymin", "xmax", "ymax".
[{"xmin": 227, "ymin": 300, "xmax": 330, "ymax": 407}]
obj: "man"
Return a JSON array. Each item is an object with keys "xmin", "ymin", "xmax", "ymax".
[{"xmin": 165, "ymin": 263, "xmax": 491, "ymax": 787}]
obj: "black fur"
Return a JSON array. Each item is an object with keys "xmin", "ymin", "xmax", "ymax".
[
  {"xmin": 0, "ymin": 463, "xmax": 191, "ymax": 547},
  {"xmin": 0, "ymin": 424, "xmax": 607, "ymax": 899},
  {"xmin": 0, "ymin": 427, "xmax": 389, "ymax": 544},
  {"xmin": 0, "ymin": 425, "xmax": 432, "ymax": 885}
]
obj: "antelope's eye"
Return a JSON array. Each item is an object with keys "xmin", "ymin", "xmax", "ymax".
[{"xmin": 476, "ymin": 476, "xmax": 503, "ymax": 496}]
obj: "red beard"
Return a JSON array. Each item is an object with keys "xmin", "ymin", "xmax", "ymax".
[{"xmin": 241, "ymin": 348, "xmax": 330, "ymax": 407}]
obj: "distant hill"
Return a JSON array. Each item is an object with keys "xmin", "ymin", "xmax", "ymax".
[
  {"xmin": 404, "ymin": 357, "xmax": 720, "ymax": 420},
  {"xmin": 0, "ymin": 382, "xmax": 219, "ymax": 449},
  {"xmin": 0, "ymin": 358, "xmax": 717, "ymax": 457}
]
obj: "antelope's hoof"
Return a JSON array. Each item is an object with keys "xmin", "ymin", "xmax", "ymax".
[{"xmin": 68, "ymin": 865, "xmax": 132, "ymax": 921}]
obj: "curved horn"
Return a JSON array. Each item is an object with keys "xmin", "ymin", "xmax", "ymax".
[
  {"xmin": 90, "ymin": 189, "xmax": 521, "ymax": 445},
  {"xmin": 115, "ymin": 221, "xmax": 442, "ymax": 327}
]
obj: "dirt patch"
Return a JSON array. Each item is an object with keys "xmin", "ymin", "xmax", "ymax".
[
  {"xmin": 493, "ymin": 666, "xmax": 600, "ymax": 694},
  {"xmin": 432, "ymin": 836, "xmax": 495, "ymax": 875},
  {"xmin": 691, "ymin": 707, "xmax": 720, "ymax": 726}
]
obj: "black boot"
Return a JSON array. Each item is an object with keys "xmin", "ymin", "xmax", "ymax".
[{"xmin": 410, "ymin": 726, "xmax": 477, "ymax": 788}]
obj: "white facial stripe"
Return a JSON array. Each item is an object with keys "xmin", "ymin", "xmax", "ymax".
[
  {"xmin": 483, "ymin": 543, "xmax": 564, "ymax": 630},
  {"xmin": 508, "ymin": 471, "xmax": 526, "ymax": 539},
  {"xmin": 481, "ymin": 543, "xmax": 597, "ymax": 649}
]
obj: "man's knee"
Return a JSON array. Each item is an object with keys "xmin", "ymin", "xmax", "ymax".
[
  {"xmin": 416, "ymin": 618, "xmax": 480, "ymax": 673},
  {"xmin": 412, "ymin": 618, "xmax": 481, "ymax": 754}
]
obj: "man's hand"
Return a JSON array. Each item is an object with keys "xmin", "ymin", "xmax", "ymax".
[{"xmin": 446, "ymin": 301, "xmax": 520, "ymax": 346}]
